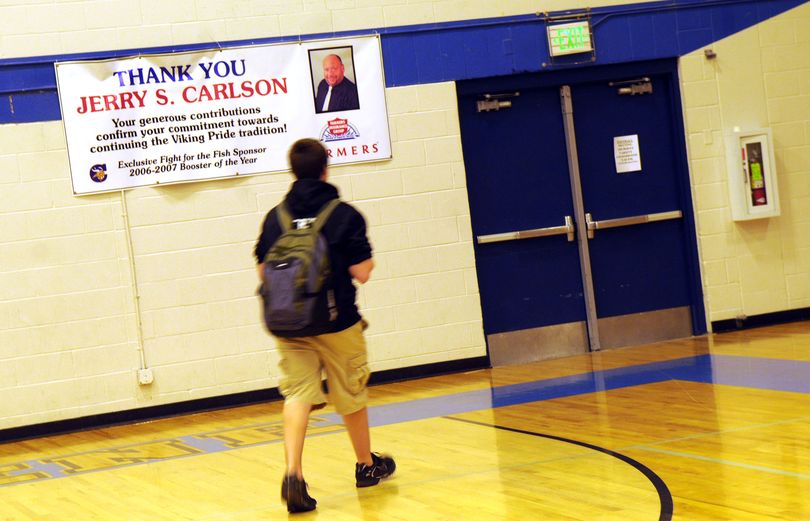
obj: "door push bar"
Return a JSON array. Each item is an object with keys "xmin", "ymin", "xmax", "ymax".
[
  {"xmin": 585, "ymin": 210, "xmax": 683, "ymax": 239},
  {"xmin": 477, "ymin": 215, "xmax": 575, "ymax": 244}
]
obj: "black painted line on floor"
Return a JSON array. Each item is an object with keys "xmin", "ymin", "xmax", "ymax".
[{"xmin": 444, "ymin": 416, "xmax": 674, "ymax": 521}]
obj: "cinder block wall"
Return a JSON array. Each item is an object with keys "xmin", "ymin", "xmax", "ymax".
[
  {"xmin": 1, "ymin": 0, "xmax": 558, "ymax": 430},
  {"xmin": 2, "ymin": 0, "xmax": 810, "ymax": 431},
  {"xmin": 680, "ymin": 2, "xmax": 810, "ymax": 323},
  {"xmin": 0, "ymin": 0, "xmax": 637, "ymax": 57}
]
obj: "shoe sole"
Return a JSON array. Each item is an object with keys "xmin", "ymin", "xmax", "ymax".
[{"xmin": 288, "ymin": 504, "xmax": 316, "ymax": 513}]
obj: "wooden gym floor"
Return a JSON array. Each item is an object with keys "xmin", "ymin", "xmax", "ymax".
[{"xmin": 2, "ymin": 322, "xmax": 810, "ymax": 520}]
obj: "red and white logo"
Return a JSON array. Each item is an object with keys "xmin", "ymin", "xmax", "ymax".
[{"xmin": 321, "ymin": 118, "xmax": 360, "ymax": 142}]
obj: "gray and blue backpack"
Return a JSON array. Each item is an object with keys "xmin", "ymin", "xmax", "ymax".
[{"xmin": 258, "ymin": 199, "xmax": 339, "ymax": 332}]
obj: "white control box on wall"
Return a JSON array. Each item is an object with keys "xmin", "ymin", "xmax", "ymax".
[{"xmin": 725, "ymin": 128, "xmax": 780, "ymax": 221}]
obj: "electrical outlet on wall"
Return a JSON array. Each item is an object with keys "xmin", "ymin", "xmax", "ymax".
[{"xmin": 137, "ymin": 368, "xmax": 154, "ymax": 385}]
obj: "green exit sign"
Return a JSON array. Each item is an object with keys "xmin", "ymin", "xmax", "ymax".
[{"xmin": 547, "ymin": 21, "xmax": 593, "ymax": 56}]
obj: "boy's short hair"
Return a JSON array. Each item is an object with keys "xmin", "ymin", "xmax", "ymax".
[{"xmin": 288, "ymin": 138, "xmax": 328, "ymax": 180}]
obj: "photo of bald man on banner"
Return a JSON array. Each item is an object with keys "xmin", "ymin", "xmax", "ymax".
[{"xmin": 309, "ymin": 46, "xmax": 360, "ymax": 114}]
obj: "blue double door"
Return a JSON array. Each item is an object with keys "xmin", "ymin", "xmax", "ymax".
[{"xmin": 458, "ymin": 60, "xmax": 705, "ymax": 365}]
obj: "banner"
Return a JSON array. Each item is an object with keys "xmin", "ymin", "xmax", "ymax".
[{"xmin": 55, "ymin": 36, "xmax": 391, "ymax": 195}]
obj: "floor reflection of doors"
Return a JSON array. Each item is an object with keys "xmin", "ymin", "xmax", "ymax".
[{"xmin": 458, "ymin": 59, "xmax": 705, "ymax": 366}]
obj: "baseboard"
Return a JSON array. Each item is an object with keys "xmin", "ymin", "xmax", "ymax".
[
  {"xmin": 369, "ymin": 356, "xmax": 490, "ymax": 385},
  {"xmin": 0, "ymin": 387, "xmax": 283, "ymax": 445},
  {"xmin": 711, "ymin": 307, "xmax": 810, "ymax": 333},
  {"xmin": 0, "ymin": 356, "xmax": 490, "ymax": 444}
]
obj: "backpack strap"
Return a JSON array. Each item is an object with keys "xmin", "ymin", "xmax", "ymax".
[
  {"xmin": 276, "ymin": 202, "xmax": 294, "ymax": 232},
  {"xmin": 276, "ymin": 198, "xmax": 340, "ymax": 233},
  {"xmin": 311, "ymin": 199, "xmax": 340, "ymax": 234}
]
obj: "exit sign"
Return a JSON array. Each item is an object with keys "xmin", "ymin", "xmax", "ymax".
[{"xmin": 547, "ymin": 21, "xmax": 593, "ymax": 56}]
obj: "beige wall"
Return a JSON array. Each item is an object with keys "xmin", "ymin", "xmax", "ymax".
[
  {"xmin": 0, "ymin": 0, "xmax": 640, "ymax": 59},
  {"xmin": 680, "ymin": 2, "xmax": 810, "ymax": 323},
  {"xmin": 0, "ymin": 0, "xmax": 520, "ymax": 430},
  {"xmin": 0, "ymin": 83, "xmax": 485, "ymax": 430},
  {"xmin": 2, "ymin": 0, "xmax": 810, "ymax": 430}
]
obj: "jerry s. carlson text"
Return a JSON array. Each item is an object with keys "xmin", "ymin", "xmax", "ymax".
[{"xmin": 76, "ymin": 59, "xmax": 288, "ymax": 114}]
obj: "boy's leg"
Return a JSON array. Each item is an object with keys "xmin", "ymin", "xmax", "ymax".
[
  {"xmin": 317, "ymin": 322, "xmax": 396, "ymax": 486},
  {"xmin": 274, "ymin": 337, "xmax": 324, "ymax": 513},
  {"xmin": 283, "ymin": 400, "xmax": 313, "ymax": 476},
  {"xmin": 342, "ymin": 406, "xmax": 373, "ymax": 466},
  {"xmin": 316, "ymin": 321, "xmax": 372, "ymax": 466},
  {"xmin": 276, "ymin": 336, "xmax": 326, "ymax": 476},
  {"xmin": 345, "ymin": 406, "xmax": 395, "ymax": 487}
]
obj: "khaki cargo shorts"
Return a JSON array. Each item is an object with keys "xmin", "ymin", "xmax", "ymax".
[{"xmin": 275, "ymin": 320, "xmax": 370, "ymax": 416}]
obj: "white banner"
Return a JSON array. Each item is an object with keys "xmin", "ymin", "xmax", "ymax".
[{"xmin": 55, "ymin": 36, "xmax": 391, "ymax": 195}]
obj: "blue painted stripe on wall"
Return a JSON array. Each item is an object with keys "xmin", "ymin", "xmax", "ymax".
[
  {"xmin": 383, "ymin": 0, "xmax": 806, "ymax": 85},
  {"xmin": 0, "ymin": 63, "xmax": 56, "ymax": 93},
  {"xmin": 0, "ymin": 0, "xmax": 806, "ymax": 124},
  {"xmin": 0, "ymin": 91, "xmax": 62, "ymax": 124}
]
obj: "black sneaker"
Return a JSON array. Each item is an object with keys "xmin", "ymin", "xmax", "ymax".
[
  {"xmin": 281, "ymin": 474, "xmax": 317, "ymax": 513},
  {"xmin": 355, "ymin": 452, "xmax": 396, "ymax": 488}
]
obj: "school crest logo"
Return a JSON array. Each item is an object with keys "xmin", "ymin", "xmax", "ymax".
[
  {"xmin": 89, "ymin": 164, "xmax": 108, "ymax": 183},
  {"xmin": 321, "ymin": 118, "xmax": 359, "ymax": 142}
]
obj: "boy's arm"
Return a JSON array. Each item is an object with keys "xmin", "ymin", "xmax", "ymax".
[{"xmin": 349, "ymin": 258, "xmax": 374, "ymax": 284}]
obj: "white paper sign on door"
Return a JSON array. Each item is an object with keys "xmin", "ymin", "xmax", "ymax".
[{"xmin": 614, "ymin": 134, "xmax": 642, "ymax": 173}]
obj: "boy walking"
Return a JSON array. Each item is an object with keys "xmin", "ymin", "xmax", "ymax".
[{"xmin": 254, "ymin": 138, "xmax": 395, "ymax": 513}]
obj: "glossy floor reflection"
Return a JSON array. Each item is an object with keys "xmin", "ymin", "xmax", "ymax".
[{"xmin": 1, "ymin": 322, "xmax": 809, "ymax": 520}]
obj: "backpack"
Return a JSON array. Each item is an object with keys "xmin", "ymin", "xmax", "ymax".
[{"xmin": 258, "ymin": 199, "xmax": 340, "ymax": 332}]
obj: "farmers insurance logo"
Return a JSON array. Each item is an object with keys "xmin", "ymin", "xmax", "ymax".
[
  {"xmin": 321, "ymin": 118, "xmax": 359, "ymax": 142},
  {"xmin": 89, "ymin": 164, "xmax": 107, "ymax": 183}
]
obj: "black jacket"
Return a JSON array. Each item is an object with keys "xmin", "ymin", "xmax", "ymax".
[
  {"xmin": 254, "ymin": 179, "xmax": 371, "ymax": 337},
  {"xmin": 315, "ymin": 78, "xmax": 359, "ymax": 113}
]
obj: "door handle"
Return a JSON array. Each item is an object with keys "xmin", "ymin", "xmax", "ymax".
[
  {"xmin": 477, "ymin": 215, "xmax": 575, "ymax": 244},
  {"xmin": 585, "ymin": 210, "xmax": 683, "ymax": 239}
]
